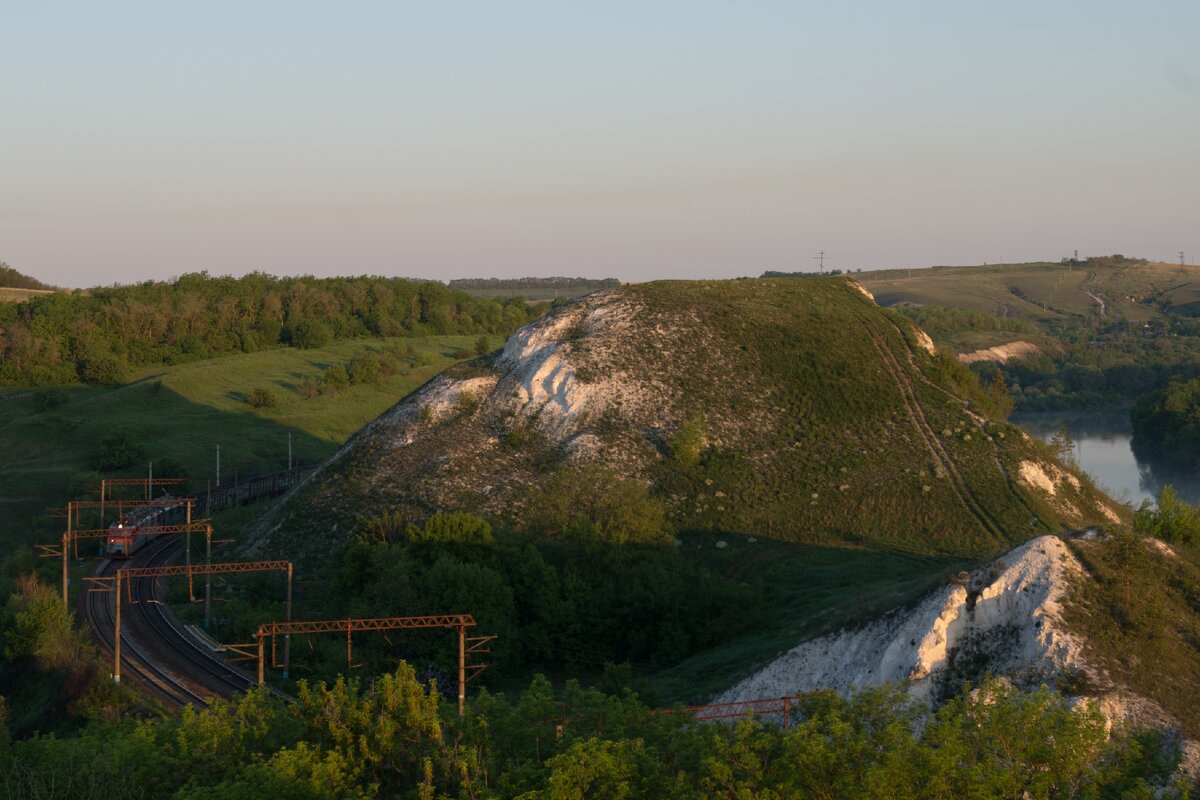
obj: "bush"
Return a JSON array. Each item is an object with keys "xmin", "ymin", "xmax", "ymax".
[
  {"xmin": 79, "ymin": 353, "xmax": 128, "ymax": 385},
  {"xmin": 93, "ymin": 430, "xmax": 145, "ymax": 470},
  {"xmin": 31, "ymin": 388, "xmax": 68, "ymax": 413},
  {"xmin": 448, "ymin": 347, "xmax": 472, "ymax": 360},
  {"xmin": 348, "ymin": 352, "xmax": 380, "ymax": 385},
  {"xmin": 407, "ymin": 512, "xmax": 494, "ymax": 545},
  {"xmin": 322, "ymin": 364, "xmax": 349, "ymax": 390},
  {"xmin": 298, "ymin": 376, "xmax": 320, "ymax": 399},
  {"xmin": 474, "ymin": 335, "xmax": 491, "ymax": 357},
  {"xmin": 290, "ymin": 320, "xmax": 332, "ymax": 350},
  {"xmin": 247, "ymin": 387, "xmax": 279, "ymax": 409},
  {"xmin": 668, "ymin": 416, "xmax": 706, "ymax": 468}
]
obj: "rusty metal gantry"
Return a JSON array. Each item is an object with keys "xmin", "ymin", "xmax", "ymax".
[
  {"xmin": 656, "ymin": 696, "xmax": 797, "ymax": 729},
  {"xmin": 85, "ymin": 560, "xmax": 293, "ymax": 685},
  {"xmin": 249, "ymin": 614, "xmax": 495, "ymax": 717},
  {"xmin": 37, "ymin": 521, "xmax": 212, "ymax": 610},
  {"xmin": 99, "ymin": 476, "xmax": 187, "ymax": 502}
]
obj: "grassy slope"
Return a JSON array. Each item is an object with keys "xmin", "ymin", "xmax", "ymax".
[
  {"xmin": 0, "ymin": 336, "xmax": 481, "ymax": 549},
  {"xmin": 860, "ymin": 260, "xmax": 1200, "ymax": 349},
  {"xmin": 1064, "ymin": 535, "xmax": 1200, "ymax": 738},
  {"xmin": 651, "ymin": 531, "xmax": 975, "ymax": 701},
  {"xmin": 264, "ymin": 279, "xmax": 1116, "ymax": 568}
]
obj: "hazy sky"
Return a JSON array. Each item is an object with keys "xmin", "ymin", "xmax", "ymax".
[{"xmin": 3, "ymin": 2, "xmax": 1198, "ymax": 287}]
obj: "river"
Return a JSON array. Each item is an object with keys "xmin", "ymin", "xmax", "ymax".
[{"xmin": 1013, "ymin": 408, "xmax": 1200, "ymax": 507}]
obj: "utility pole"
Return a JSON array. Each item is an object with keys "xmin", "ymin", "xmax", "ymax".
[
  {"xmin": 1181, "ymin": 251, "xmax": 1186, "ymax": 266},
  {"xmin": 216, "ymin": 444, "xmax": 221, "ymax": 488},
  {"xmin": 814, "ymin": 251, "xmax": 826, "ymax": 274},
  {"xmin": 288, "ymin": 432, "xmax": 293, "ymax": 471}
]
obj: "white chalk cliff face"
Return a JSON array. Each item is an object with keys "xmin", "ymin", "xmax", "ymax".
[{"xmin": 717, "ymin": 536, "xmax": 1085, "ymax": 706}]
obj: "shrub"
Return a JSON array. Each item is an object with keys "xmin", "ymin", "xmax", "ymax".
[
  {"xmin": 474, "ymin": 335, "xmax": 491, "ymax": 357},
  {"xmin": 348, "ymin": 352, "xmax": 380, "ymax": 385},
  {"xmin": 298, "ymin": 376, "xmax": 320, "ymax": 399},
  {"xmin": 668, "ymin": 416, "xmax": 706, "ymax": 468},
  {"xmin": 407, "ymin": 512, "xmax": 494, "ymax": 545},
  {"xmin": 248, "ymin": 387, "xmax": 279, "ymax": 409},
  {"xmin": 93, "ymin": 429, "xmax": 145, "ymax": 470},
  {"xmin": 322, "ymin": 364, "xmax": 349, "ymax": 390},
  {"xmin": 31, "ymin": 388, "xmax": 68, "ymax": 413},
  {"xmin": 448, "ymin": 347, "xmax": 472, "ymax": 360},
  {"xmin": 289, "ymin": 320, "xmax": 332, "ymax": 350},
  {"xmin": 79, "ymin": 353, "xmax": 129, "ymax": 385}
]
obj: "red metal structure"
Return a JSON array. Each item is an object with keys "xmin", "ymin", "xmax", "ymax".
[{"xmin": 250, "ymin": 615, "xmax": 494, "ymax": 717}]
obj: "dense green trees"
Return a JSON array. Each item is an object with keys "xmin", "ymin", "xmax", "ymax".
[
  {"xmin": 328, "ymin": 523, "xmax": 758, "ymax": 675},
  {"xmin": 1132, "ymin": 378, "xmax": 1200, "ymax": 469},
  {"xmin": 0, "ymin": 668, "xmax": 1187, "ymax": 798},
  {"xmin": 0, "ymin": 273, "xmax": 542, "ymax": 387}
]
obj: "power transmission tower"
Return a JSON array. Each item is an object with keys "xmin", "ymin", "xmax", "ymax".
[{"xmin": 814, "ymin": 251, "xmax": 825, "ymax": 274}]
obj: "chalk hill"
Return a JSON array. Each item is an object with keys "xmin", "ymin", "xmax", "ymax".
[{"xmin": 249, "ymin": 278, "xmax": 1120, "ymax": 560}]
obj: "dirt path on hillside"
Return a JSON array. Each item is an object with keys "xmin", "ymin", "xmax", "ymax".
[
  {"xmin": 881, "ymin": 319, "xmax": 1049, "ymax": 534},
  {"xmin": 864, "ymin": 320, "xmax": 1006, "ymax": 543}
]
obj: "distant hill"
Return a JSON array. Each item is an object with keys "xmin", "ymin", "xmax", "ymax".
[
  {"xmin": 448, "ymin": 276, "xmax": 619, "ymax": 301},
  {"xmin": 0, "ymin": 262, "xmax": 54, "ymax": 297},
  {"xmin": 856, "ymin": 257, "xmax": 1200, "ymax": 410},
  {"xmin": 247, "ymin": 278, "xmax": 1119, "ymax": 563}
]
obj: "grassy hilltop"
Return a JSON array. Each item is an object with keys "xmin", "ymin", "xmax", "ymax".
[{"xmin": 253, "ymin": 277, "xmax": 1118, "ymax": 564}]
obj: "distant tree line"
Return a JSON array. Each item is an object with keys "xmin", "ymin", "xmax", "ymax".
[
  {"xmin": 0, "ymin": 272, "xmax": 543, "ymax": 386},
  {"xmin": 448, "ymin": 276, "xmax": 620, "ymax": 290},
  {"xmin": 761, "ymin": 269, "xmax": 858, "ymax": 278},
  {"xmin": 0, "ymin": 263, "xmax": 52, "ymax": 291}
]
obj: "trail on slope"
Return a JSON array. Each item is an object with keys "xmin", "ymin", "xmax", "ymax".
[
  {"xmin": 881, "ymin": 318, "xmax": 1049, "ymax": 535},
  {"xmin": 863, "ymin": 319, "xmax": 1007, "ymax": 545}
]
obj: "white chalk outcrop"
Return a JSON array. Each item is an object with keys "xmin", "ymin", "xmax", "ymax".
[
  {"xmin": 958, "ymin": 340, "xmax": 1041, "ymax": 364},
  {"xmin": 717, "ymin": 536, "xmax": 1086, "ymax": 705}
]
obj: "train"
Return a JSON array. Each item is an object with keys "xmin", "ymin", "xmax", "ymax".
[{"xmin": 105, "ymin": 501, "xmax": 181, "ymax": 558}]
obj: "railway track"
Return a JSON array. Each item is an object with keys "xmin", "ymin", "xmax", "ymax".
[{"xmin": 84, "ymin": 536, "xmax": 258, "ymax": 708}]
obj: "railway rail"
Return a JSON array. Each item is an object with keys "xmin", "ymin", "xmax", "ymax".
[{"xmin": 83, "ymin": 536, "xmax": 259, "ymax": 708}]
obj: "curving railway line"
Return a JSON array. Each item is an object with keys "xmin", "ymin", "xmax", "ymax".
[{"xmin": 83, "ymin": 536, "xmax": 259, "ymax": 708}]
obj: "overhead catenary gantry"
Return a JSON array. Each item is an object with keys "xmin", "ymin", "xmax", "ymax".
[
  {"xmin": 248, "ymin": 614, "xmax": 495, "ymax": 717},
  {"xmin": 37, "ymin": 521, "xmax": 213, "ymax": 609},
  {"xmin": 86, "ymin": 559, "xmax": 293, "ymax": 685}
]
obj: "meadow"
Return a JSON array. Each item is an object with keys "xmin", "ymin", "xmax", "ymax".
[{"xmin": 0, "ymin": 335, "xmax": 485, "ymax": 550}]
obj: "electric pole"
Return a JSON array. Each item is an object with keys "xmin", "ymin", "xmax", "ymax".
[{"xmin": 814, "ymin": 251, "xmax": 826, "ymax": 274}]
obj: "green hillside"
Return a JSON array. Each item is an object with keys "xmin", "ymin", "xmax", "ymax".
[
  {"xmin": 858, "ymin": 258, "xmax": 1200, "ymax": 410},
  {"xmin": 0, "ymin": 335, "xmax": 482, "ymax": 550},
  {"xmin": 255, "ymin": 278, "xmax": 1119, "ymax": 565}
]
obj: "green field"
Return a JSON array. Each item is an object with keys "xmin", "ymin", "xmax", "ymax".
[
  {"xmin": 860, "ymin": 259, "xmax": 1200, "ymax": 338},
  {"xmin": 0, "ymin": 335, "xmax": 487, "ymax": 549}
]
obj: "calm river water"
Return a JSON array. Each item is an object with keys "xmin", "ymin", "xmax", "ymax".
[{"xmin": 1013, "ymin": 408, "xmax": 1200, "ymax": 507}]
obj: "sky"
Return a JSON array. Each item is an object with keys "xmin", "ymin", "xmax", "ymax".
[{"xmin": 2, "ymin": 2, "xmax": 1199, "ymax": 287}]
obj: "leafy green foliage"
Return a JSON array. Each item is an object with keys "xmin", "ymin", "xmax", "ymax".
[
  {"xmin": 1132, "ymin": 378, "xmax": 1200, "ymax": 469},
  {"xmin": 0, "ymin": 669, "xmax": 1184, "ymax": 798},
  {"xmin": 30, "ymin": 387, "xmax": 68, "ymax": 413},
  {"xmin": 667, "ymin": 416, "xmax": 705, "ymax": 469},
  {"xmin": 1135, "ymin": 486, "xmax": 1200, "ymax": 546},
  {"xmin": 288, "ymin": 319, "xmax": 333, "ymax": 350},
  {"xmin": 325, "ymin": 530, "xmax": 760, "ymax": 675},
  {"xmin": 92, "ymin": 429, "xmax": 146, "ymax": 470},
  {"xmin": 525, "ymin": 466, "xmax": 668, "ymax": 545},
  {"xmin": 0, "ymin": 272, "xmax": 542, "ymax": 386}
]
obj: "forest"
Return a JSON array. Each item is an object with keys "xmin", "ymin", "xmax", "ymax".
[
  {"xmin": 0, "ymin": 273, "xmax": 542, "ymax": 386},
  {"xmin": 1131, "ymin": 378, "xmax": 1200, "ymax": 470}
]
